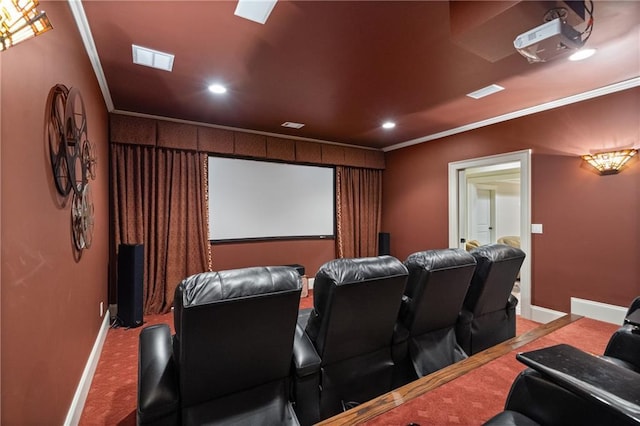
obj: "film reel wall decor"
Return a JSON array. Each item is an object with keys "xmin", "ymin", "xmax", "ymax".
[{"xmin": 46, "ymin": 84, "xmax": 97, "ymax": 253}]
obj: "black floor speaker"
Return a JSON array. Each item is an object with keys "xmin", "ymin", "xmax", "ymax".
[
  {"xmin": 117, "ymin": 244, "xmax": 144, "ymax": 328},
  {"xmin": 378, "ymin": 232, "xmax": 391, "ymax": 256}
]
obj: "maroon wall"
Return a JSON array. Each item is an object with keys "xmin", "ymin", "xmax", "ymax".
[
  {"xmin": 383, "ymin": 88, "xmax": 640, "ymax": 313},
  {"xmin": 532, "ymin": 154, "xmax": 639, "ymax": 312},
  {"xmin": 1, "ymin": 2, "xmax": 109, "ymax": 423}
]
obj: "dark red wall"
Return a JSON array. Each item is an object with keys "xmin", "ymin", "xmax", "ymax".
[
  {"xmin": 532, "ymin": 154, "xmax": 639, "ymax": 312},
  {"xmin": 1, "ymin": 2, "xmax": 109, "ymax": 423},
  {"xmin": 383, "ymin": 88, "xmax": 640, "ymax": 313}
]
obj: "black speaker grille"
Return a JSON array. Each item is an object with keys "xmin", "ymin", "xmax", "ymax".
[
  {"xmin": 117, "ymin": 244, "xmax": 144, "ymax": 327},
  {"xmin": 378, "ymin": 232, "xmax": 390, "ymax": 256}
]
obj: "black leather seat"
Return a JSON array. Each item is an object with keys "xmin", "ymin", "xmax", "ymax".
[
  {"xmin": 602, "ymin": 296, "xmax": 640, "ymax": 372},
  {"xmin": 485, "ymin": 298, "xmax": 640, "ymax": 426},
  {"xmin": 456, "ymin": 244, "xmax": 525, "ymax": 355},
  {"xmin": 137, "ymin": 266, "xmax": 302, "ymax": 426},
  {"xmin": 291, "ymin": 256, "xmax": 408, "ymax": 424},
  {"xmin": 484, "ymin": 368, "xmax": 633, "ymax": 426},
  {"xmin": 394, "ymin": 248, "xmax": 477, "ymax": 382}
]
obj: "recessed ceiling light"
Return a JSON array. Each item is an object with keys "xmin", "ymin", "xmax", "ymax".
[
  {"xmin": 208, "ymin": 84, "xmax": 227, "ymax": 94},
  {"xmin": 132, "ymin": 45, "xmax": 174, "ymax": 72},
  {"xmin": 569, "ymin": 48, "xmax": 596, "ymax": 61},
  {"xmin": 281, "ymin": 121, "xmax": 305, "ymax": 129},
  {"xmin": 234, "ymin": 0, "xmax": 278, "ymax": 24},
  {"xmin": 466, "ymin": 84, "xmax": 505, "ymax": 99},
  {"xmin": 382, "ymin": 121, "xmax": 396, "ymax": 129}
]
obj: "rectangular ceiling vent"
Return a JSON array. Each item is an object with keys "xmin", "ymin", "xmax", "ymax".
[
  {"xmin": 234, "ymin": 0, "xmax": 278, "ymax": 24},
  {"xmin": 281, "ymin": 121, "xmax": 305, "ymax": 129},
  {"xmin": 466, "ymin": 84, "xmax": 505, "ymax": 99},
  {"xmin": 132, "ymin": 45, "xmax": 175, "ymax": 72}
]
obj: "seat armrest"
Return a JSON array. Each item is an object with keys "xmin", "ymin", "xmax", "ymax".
[
  {"xmin": 398, "ymin": 295, "xmax": 411, "ymax": 323},
  {"xmin": 292, "ymin": 324, "xmax": 321, "ymax": 425},
  {"xmin": 455, "ymin": 309, "xmax": 474, "ymax": 355},
  {"xmin": 604, "ymin": 325, "xmax": 640, "ymax": 371},
  {"xmin": 626, "ymin": 297, "xmax": 640, "ymax": 318},
  {"xmin": 391, "ymin": 322, "xmax": 409, "ymax": 363},
  {"xmin": 137, "ymin": 324, "xmax": 179, "ymax": 426},
  {"xmin": 292, "ymin": 323, "xmax": 321, "ymax": 377},
  {"xmin": 504, "ymin": 369, "xmax": 629, "ymax": 425},
  {"xmin": 297, "ymin": 308, "xmax": 313, "ymax": 329},
  {"xmin": 392, "ymin": 322, "xmax": 410, "ymax": 346},
  {"xmin": 507, "ymin": 294, "xmax": 519, "ymax": 310}
]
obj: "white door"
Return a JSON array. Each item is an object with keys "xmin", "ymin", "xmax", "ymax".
[{"xmin": 473, "ymin": 189, "xmax": 494, "ymax": 244}]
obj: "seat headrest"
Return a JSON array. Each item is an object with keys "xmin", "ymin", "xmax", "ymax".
[
  {"xmin": 405, "ymin": 248, "xmax": 476, "ymax": 271},
  {"xmin": 470, "ymin": 243, "xmax": 525, "ymax": 263},
  {"xmin": 316, "ymin": 255, "xmax": 408, "ymax": 285},
  {"xmin": 177, "ymin": 266, "xmax": 301, "ymax": 308}
]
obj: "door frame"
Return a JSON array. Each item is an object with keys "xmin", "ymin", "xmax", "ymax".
[{"xmin": 448, "ymin": 150, "xmax": 532, "ymax": 319}]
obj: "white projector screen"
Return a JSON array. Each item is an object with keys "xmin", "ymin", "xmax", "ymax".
[{"xmin": 208, "ymin": 156, "xmax": 335, "ymax": 241}]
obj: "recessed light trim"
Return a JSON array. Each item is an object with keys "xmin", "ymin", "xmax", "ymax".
[
  {"xmin": 234, "ymin": 0, "xmax": 278, "ymax": 24},
  {"xmin": 382, "ymin": 121, "xmax": 396, "ymax": 129},
  {"xmin": 208, "ymin": 84, "xmax": 227, "ymax": 94},
  {"xmin": 281, "ymin": 121, "xmax": 305, "ymax": 129},
  {"xmin": 466, "ymin": 84, "xmax": 505, "ymax": 100},
  {"xmin": 569, "ymin": 48, "xmax": 596, "ymax": 61},
  {"xmin": 132, "ymin": 45, "xmax": 174, "ymax": 72}
]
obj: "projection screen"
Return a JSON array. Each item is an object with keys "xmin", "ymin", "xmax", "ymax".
[{"xmin": 208, "ymin": 156, "xmax": 335, "ymax": 241}]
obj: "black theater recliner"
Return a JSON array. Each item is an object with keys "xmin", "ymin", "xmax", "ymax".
[
  {"xmin": 484, "ymin": 368, "xmax": 634, "ymax": 426},
  {"xmin": 394, "ymin": 248, "xmax": 477, "ymax": 383},
  {"xmin": 291, "ymin": 256, "xmax": 408, "ymax": 424},
  {"xmin": 137, "ymin": 266, "xmax": 302, "ymax": 426},
  {"xmin": 603, "ymin": 296, "xmax": 640, "ymax": 372},
  {"xmin": 456, "ymin": 244, "xmax": 525, "ymax": 355}
]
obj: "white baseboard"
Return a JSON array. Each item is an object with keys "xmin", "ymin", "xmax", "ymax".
[
  {"xmin": 64, "ymin": 312, "xmax": 111, "ymax": 426},
  {"xmin": 570, "ymin": 297, "xmax": 626, "ymax": 325},
  {"xmin": 530, "ymin": 305, "xmax": 566, "ymax": 324}
]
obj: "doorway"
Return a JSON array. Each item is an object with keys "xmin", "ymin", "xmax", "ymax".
[{"xmin": 448, "ymin": 150, "xmax": 532, "ymax": 319}]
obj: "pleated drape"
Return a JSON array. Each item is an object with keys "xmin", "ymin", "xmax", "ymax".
[
  {"xmin": 111, "ymin": 144, "xmax": 210, "ymax": 314},
  {"xmin": 335, "ymin": 166, "xmax": 383, "ymax": 258}
]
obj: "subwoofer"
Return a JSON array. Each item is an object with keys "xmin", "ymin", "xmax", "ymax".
[
  {"xmin": 378, "ymin": 232, "xmax": 390, "ymax": 256},
  {"xmin": 117, "ymin": 243, "xmax": 144, "ymax": 328}
]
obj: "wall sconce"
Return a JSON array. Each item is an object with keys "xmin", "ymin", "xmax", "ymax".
[
  {"xmin": 582, "ymin": 149, "xmax": 637, "ymax": 175},
  {"xmin": 0, "ymin": 0, "xmax": 53, "ymax": 51}
]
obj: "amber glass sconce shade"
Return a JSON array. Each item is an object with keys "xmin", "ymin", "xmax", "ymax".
[
  {"xmin": 582, "ymin": 149, "xmax": 637, "ymax": 175},
  {"xmin": 0, "ymin": 0, "xmax": 52, "ymax": 51}
]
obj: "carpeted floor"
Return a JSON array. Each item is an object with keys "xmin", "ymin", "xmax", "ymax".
[{"xmin": 78, "ymin": 292, "xmax": 610, "ymax": 426}]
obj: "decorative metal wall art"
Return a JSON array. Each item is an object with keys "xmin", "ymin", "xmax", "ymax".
[{"xmin": 46, "ymin": 84, "xmax": 97, "ymax": 253}]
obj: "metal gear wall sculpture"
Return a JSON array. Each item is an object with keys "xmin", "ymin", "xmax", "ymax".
[{"xmin": 46, "ymin": 84, "xmax": 97, "ymax": 253}]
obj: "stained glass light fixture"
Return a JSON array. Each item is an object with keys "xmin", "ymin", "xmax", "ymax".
[
  {"xmin": 582, "ymin": 149, "xmax": 637, "ymax": 175},
  {"xmin": 0, "ymin": 0, "xmax": 52, "ymax": 51}
]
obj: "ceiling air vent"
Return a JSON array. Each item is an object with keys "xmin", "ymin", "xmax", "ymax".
[
  {"xmin": 281, "ymin": 122, "xmax": 305, "ymax": 129},
  {"xmin": 132, "ymin": 45, "xmax": 175, "ymax": 72},
  {"xmin": 466, "ymin": 84, "xmax": 505, "ymax": 100},
  {"xmin": 234, "ymin": 0, "xmax": 277, "ymax": 24}
]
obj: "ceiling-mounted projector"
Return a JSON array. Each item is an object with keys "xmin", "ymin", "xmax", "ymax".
[{"xmin": 514, "ymin": 17, "xmax": 584, "ymax": 63}]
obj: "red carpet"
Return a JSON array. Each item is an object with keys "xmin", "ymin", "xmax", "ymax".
[{"xmin": 364, "ymin": 318, "xmax": 618, "ymax": 426}]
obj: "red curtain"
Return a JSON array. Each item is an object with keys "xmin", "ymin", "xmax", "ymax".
[
  {"xmin": 335, "ymin": 166, "xmax": 383, "ymax": 258},
  {"xmin": 111, "ymin": 144, "xmax": 210, "ymax": 314}
]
